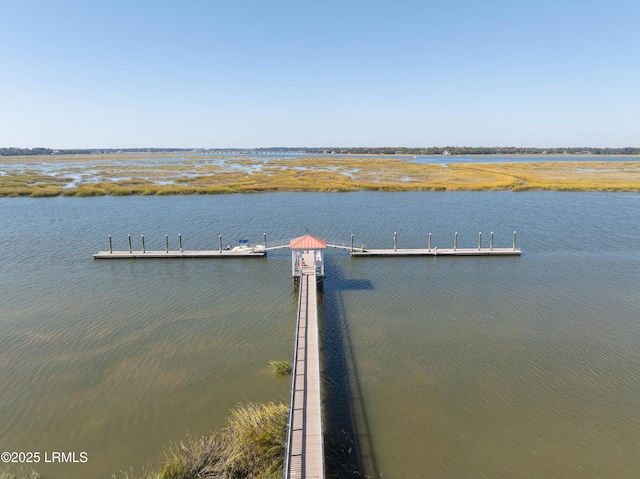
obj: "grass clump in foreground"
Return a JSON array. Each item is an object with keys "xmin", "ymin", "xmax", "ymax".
[
  {"xmin": 269, "ymin": 360, "xmax": 292, "ymax": 377},
  {"xmin": 118, "ymin": 402, "xmax": 288, "ymax": 479},
  {"xmin": 0, "ymin": 469, "xmax": 40, "ymax": 479}
]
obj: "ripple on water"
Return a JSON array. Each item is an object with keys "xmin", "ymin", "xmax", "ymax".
[{"xmin": 1, "ymin": 192, "xmax": 640, "ymax": 478}]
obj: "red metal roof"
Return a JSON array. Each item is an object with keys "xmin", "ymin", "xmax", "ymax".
[{"xmin": 289, "ymin": 234, "xmax": 327, "ymax": 249}]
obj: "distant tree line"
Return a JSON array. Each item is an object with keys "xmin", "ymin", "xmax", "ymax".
[
  {"xmin": 305, "ymin": 146, "xmax": 640, "ymax": 156},
  {"xmin": 2, "ymin": 146, "xmax": 640, "ymax": 157},
  {"xmin": 0, "ymin": 147, "xmax": 198, "ymax": 156},
  {"xmin": 0, "ymin": 147, "xmax": 62, "ymax": 156}
]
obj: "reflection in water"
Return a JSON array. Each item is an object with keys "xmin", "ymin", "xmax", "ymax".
[{"xmin": 320, "ymin": 259, "xmax": 377, "ymax": 477}]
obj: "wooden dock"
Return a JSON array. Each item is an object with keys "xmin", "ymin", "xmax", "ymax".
[
  {"xmin": 92, "ymin": 232, "xmax": 521, "ymax": 477},
  {"xmin": 284, "ymin": 270, "xmax": 325, "ymax": 479},
  {"xmin": 351, "ymin": 247, "xmax": 521, "ymax": 257},
  {"xmin": 93, "ymin": 250, "xmax": 265, "ymax": 259}
]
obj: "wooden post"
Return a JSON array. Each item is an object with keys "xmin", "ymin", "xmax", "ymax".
[
  {"xmin": 128, "ymin": 234, "xmax": 132, "ymax": 253},
  {"xmin": 478, "ymin": 232, "xmax": 482, "ymax": 251},
  {"xmin": 454, "ymin": 232, "xmax": 457, "ymax": 251},
  {"xmin": 350, "ymin": 234, "xmax": 354, "ymax": 253},
  {"xmin": 141, "ymin": 234, "xmax": 145, "ymax": 253},
  {"xmin": 394, "ymin": 232, "xmax": 397, "ymax": 252},
  {"xmin": 513, "ymin": 231, "xmax": 517, "ymax": 250},
  {"xmin": 179, "ymin": 234, "xmax": 183, "ymax": 252},
  {"xmin": 428, "ymin": 233, "xmax": 431, "ymax": 252},
  {"xmin": 165, "ymin": 234, "xmax": 169, "ymax": 253},
  {"xmin": 264, "ymin": 233, "xmax": 267, "ymax": 249},
  {"xmin": 490, "ymin": 232, "xmax": 494, "ymax": 251},
  {"xmin": 219, "ymin": 235, "xmax": 222, "ymax": 253},
  {"xmin": 109, "ymin": 235, "xmax": 112, "ymax": 253}
]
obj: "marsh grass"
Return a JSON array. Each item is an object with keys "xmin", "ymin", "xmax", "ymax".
[
  {"xmin": 116, "ymin": 402, "xmax": 288, "ymax": 479},
  {"xmin": 28, "ymin": 186, "xmax": 63, "ymax": 197},
  {"xmin": 269, "ymin": 360, "xmax": 292, "ymax": 377},
  {"xmin": 2, "ymin": 155, "xmax": 640, "ymax": 196},
  {"xmin": 0, "ymin": 468, "xmax": 40, "ymax": 479}
]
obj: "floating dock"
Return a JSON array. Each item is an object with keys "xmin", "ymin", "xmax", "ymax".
[
  {"xmin": 94, "ymin": 234, "xmax": 266, "ymax": 259},
  {"xmin": 348, "ymin": 231, "xmax": 521, "ymax": 257},
  {"xmin": 93, "ymin": 250, "xmax": 265, "ymax": 259},
  {"xmin": 95, "ymin": 231, "xmax": 522, "ymax": 260},
  {"xmin": 351, "ymin": 247, "xmax": 521, "ymax": 257}
]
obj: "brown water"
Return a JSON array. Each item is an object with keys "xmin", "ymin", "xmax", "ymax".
[{"xmin": 1, "ymin": 191, "xmax": 639, "ymax": 478}]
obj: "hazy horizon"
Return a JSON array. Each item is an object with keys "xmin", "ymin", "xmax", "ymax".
[{"xmin": 3, "ymin": 146, "xmax": 640, "ymax": 152}]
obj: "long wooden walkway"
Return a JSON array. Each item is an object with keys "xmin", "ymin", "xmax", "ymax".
[{"xmin": 284, "ymin": 269, "xmax": 325, "ymax": 479}]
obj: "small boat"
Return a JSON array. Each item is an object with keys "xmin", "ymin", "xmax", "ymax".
[{"xmin": 230, "ymin": 239, "xmax": 265, "ymax": 253}]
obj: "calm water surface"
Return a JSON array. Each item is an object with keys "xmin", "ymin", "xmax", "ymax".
[{"xmin": 1, "ymin": 192, "xmax": 639, "ymax": 478}]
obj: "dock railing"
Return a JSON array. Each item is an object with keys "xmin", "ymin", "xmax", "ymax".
[
  {"xmin": 324, "ymin": 238, "xmax": 354, "ymax": 250},
  {"xmin": 282, "ymin": 273, "xmax": 304, "ymax": 479},
  {"xmin": 265, "ymin": 237, "xmax": 358, "ymax": 251},
  {"xmin": 264, "ymin": 238, "xmax": 292, "ymax": 250}
]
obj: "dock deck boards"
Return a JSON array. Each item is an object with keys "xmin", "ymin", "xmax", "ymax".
[
  {"xmin": 351, "ymin": 247, "xmax": 521, "ymax": 257},
  {"xmin": 93, "ymin": 250, "xmax": 265, "ymax": 259},
  {"xmin": 286, "ymin": 271, "xmax": 325, "ymax": 479}
]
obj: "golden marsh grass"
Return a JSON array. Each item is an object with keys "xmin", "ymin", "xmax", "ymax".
[
  {"xmin": 2, "ymin": 155, "xmax": 639, "ymax": 196},
  {"xmin": 116, "ymin": 402, "xmax": 288, "ymax": 479}
]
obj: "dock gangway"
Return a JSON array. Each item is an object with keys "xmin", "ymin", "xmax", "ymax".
[{"xmin": 283, "ymin": 269, "xmax": 325, "ymax": 479}]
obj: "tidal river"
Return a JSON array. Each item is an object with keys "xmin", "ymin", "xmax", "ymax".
[{"xmin": 1, "ymin": 191, "xmax": 639, "ymax": 478}]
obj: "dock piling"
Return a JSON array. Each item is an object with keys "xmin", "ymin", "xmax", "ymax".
[
  {"xmin": 264, "ymin": 233, "xmax": 267, "ymax": 249},
  {"xmin": 478, "ymin": 232, "xmax": 482, "ymax": 251},
  {"xmin": 128, "ymin": 234, "xmax": 132, "ymax": 253},
  {"xmin": 141, "ymin": 235, "xmax": 145, "ymax": 253},
  {"xmin": 394, "ymin": 232, "xmax": 397, "ymax": 252},
  {"xmin": 490, "ymin": 232, "xmax": 494, "ymax": 251},
  {"xmin": 109, "ymin": 235, "xmax": 112, "ymax": 254},
  {"xmin": 513, "ymin": 231, "xmax": 517, "ymax": 250},
  {"xmin": 351, "ymin": 234, "xmax": 354, "ymax": 253},
  {"xmin": 219, "ymin": 235, "xmax": 222, "ymax": 253},
  {"xmin": 428, "ymin": 233, "xmax": 431, "ymax": 252},
  {"xmin": 179, "ymin": 234, "xmax": 183, "ymax": 252},
  {"xmin": 165, "ymin": 235, "xmax": 169, "ymax": 253},
  {"xmin": 454, "ymin": 232, "xmax": 458, "ymax": 251}
]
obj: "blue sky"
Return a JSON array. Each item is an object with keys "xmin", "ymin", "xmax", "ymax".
[{"xmin": 1, "ymin": 0, "xmax": 638, "ymax": 148}]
